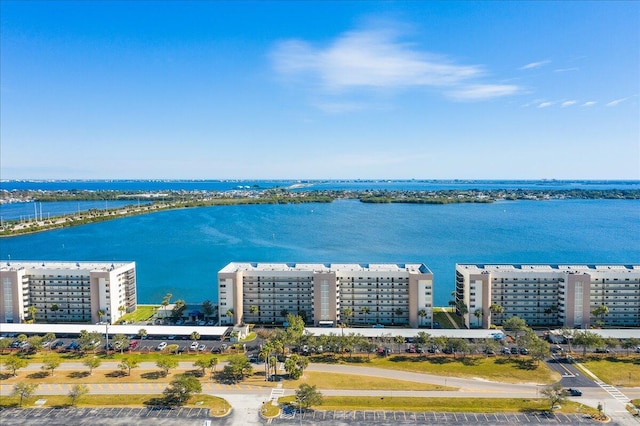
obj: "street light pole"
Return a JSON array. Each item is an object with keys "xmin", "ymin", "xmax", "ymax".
[{"xmin": 105, "ymin": 323, "xmax": 109, "ymax": 353}]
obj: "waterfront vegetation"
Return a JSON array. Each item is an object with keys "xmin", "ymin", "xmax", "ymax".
[{"xmin": 2, "ymin": 188, "xmax": 639, "ymax": 237}]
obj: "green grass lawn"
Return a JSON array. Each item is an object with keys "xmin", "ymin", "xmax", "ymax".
[
  {"xmin": 310, "ymin": 353, "xmax": 560, "ymax": 384},
  {"xmin": 279, "ymin": 395, "xmax": 597, "ymax": 415},
  {"xmin": 579, "ymin": 356, "xmax": 640, "ymax": 387},
  {"xmin": 117, "ymin": 305, "xmax": 159, "ymax": 323},
  {"xmin": 282, "ymin": 371, "xmax": 455, "ymax": 391}
]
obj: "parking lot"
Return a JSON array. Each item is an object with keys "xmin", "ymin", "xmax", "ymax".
[
  {"xmin": 273, "ymin": 410, "xmax": 602, "ymax": 425},
  {"xmin": 0, "ymin": 406, "xmax": 219, "ymax": 426}
]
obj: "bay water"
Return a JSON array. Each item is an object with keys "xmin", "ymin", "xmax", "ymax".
[{"xmin": 1, "ymin": 198, "xmax": 638, "ymax": 307}]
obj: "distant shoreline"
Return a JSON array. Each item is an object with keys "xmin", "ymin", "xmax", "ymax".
[{"xmin": 1, "ymin": 188, "xmax": 638, "ymax": 237}]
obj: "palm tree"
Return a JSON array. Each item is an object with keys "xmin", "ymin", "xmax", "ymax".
[
  {"xmin": 50, "ymin": 304, "xmax": 59, "ymax": 322},
  {"xmin": 418, "ymin": 309, "xmax": 427, "ymax": 327},
  {"xmin": 226, "ymin": 309, "xmax": 235, "ymax": 325},
  {"xmin": 591, "ymin": 304, "xmax": 609, "ymax": 327},
  {"xmin": 250, "ymin": 305, "xmax": 259, "ymax": 322},
  {"xmin": 394, "ymin": 307, "xmax": 403, "ymax": 325},
  {"xmin": 474, "ymin": 309, "xmax": 483, "ymax": 328},
  {"xmin": 161, "ymin": 293, "xmax": 172, "ymax": 318},
  {"xmin": 97, "ymin": 309, "xmax": 106, "ymax": 323},
  {"xmin": 342, "ymin": 307, "xmax": 353, "ymax": 327},
  {"xmin": 489, "ymin": 303, "xmax": 504, "ymax": 325},
  {"xmin": 27, "ymin": 305, "xmax": 37, "ymax": 323},
  {"xmin": 360, "ymin": 306, "xmax": 370, "ymax": 326}
]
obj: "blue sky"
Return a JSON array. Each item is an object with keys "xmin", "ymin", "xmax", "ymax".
[{"xmin": 1, "ymin": 1, "xmax": 638, "ymax": 180}]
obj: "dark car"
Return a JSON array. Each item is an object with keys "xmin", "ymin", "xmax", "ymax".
[
  {"xmin": 510, "ymin": 347, "xmax": 519, "ymax": 355},
  {"xmin": 567, "ymin": 388, "xmax": 582, "ymax": 396},
  {"xmin": 519, "ymin": 347, "xmax": 529, "ymax": 355}
]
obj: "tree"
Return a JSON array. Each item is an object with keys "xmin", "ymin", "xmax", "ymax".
[
  {"xmin": 156, "ymin": 357, "xmax": 179, "ymax": 377},
  {"xmin": 527, "ymin": 335, "xmax": 551, "ymax": 365},
  {"xmin": 489, "ymin": 303, "xmax": 504, "ymax": 323},
  {"xmin": 574, "ymin": 330, "xmax": 604, "ymax": 356},
  {"xmin": 83, "ymin": 356, "xmax": 102, "ymax": 376},
  {"xmin": 541, "ymin": 383, "xmax": 567, "ymax": 411},
  {"xmin": 190, "ymin": 331, "xmax": 201, "ymax": 342},
  {"xmin": 295, "ymin": 383, "xmax": 323, "ymax": 410},
  {"xmin": 112, "ymin": 334, "xmax": 130, "ymax": 353},
  {"xmin": 4, "ymin": 355, "xmax": 28, "ymax": 376},
  {"xmin": 12, "ymin": 383, "xmax": 38, "ymax": 407},
  {"xmin": 42, "ymin": 356, "xmax": 61, "ymax": 376},
  {"xmin": 138, "ymin": 328, "xmax": 148, "ymax": 340},
  {"xmin": 119, "ymin": 357, "xmax": 139, "ymax": 376},
  {"xmin": 394, "ymin": 307, "xmax": 404, "ymax": 325},
  {"xmin": 394, "ymin": 335, "xmax": 405, "ymax": 353},
  {"xmin": 622, "ymin": 338, "xmax": 640, "ymax": 356},
  {"xmin": 249, "ymin": 305, "xmax": 259, "ymax": 320},
  {"xmin": 560, "ymin": 327, "xmax": 576, "ymax": 352},
  {"xmin": 27, "ymin": 335, "xmax": 43, "ymax": 353},
  {"xmin": 226, "ymin": 308, "xmax": 235, "ymax": 324},
  {"xmin": 194, "ymin": 357, "xmax": 212, "ymax": 376},
  {"xmin": 171, "ymin": 299, "xmax": 187, "ymax": 321},
  {"xmin": 223, "ymin": 354, "xmax": 253, "ymax": 383},
  {"xmin": 415, "ymin": 331, "xmax": 431, "ymax": 352},
  {"xmin": 43, "ymin": 332, "xmax": 56, "ymax": 350},
  {"xmin": 418, "ymin": 309, "xmax": 428, "ymax": 327},
  {"xmin": 342, "ymin": 307, "xmax": 353, "ymax": 327},
  {"xmin": 361, "ymin": 306, "xmax": 370, "ymax": 325},
  {"xmin": 27, "ymin": 305, "xmax": 37, "ymax": 322},
  {"xmin": 50, "ymin": 304, "xmax": 60, "ymax": 321},
  {"xmin": 280, "ymin": 309, "xmax": 289, "ymax": 322},
  {"xmin": 591, "ymin": 304, "xmax": 609, "ymax": 326},
  {"xmin": 284, "ymin": 354, "xmax": 303, "ymax": 379},
  {"xmin": 502, "ymin": 316, "xmax": 528, "ymax": 341},
  {"xmin": 68, "ymin": 384, "xmax": 89, "ymax": 406},
  {"xmin": 163, "ymin": 374, "xmax": 202, "ymax": 407},
  {"xmin": 97, "ymin": 309, "xmax": 106, "ymax": 323},
  {"xmin": 202, "ymin": 300, "xmax": 215, "ymax": 319},
  {"xmin": 0, "ymin": 338, "xmax": 11, "ymax": 354},
  {"xmin": 473, "ymin": 309, "xmax": 483, "ymax": 327},
  {"xmin": 161, "ymin": 293, "xmax": 172, "ymax": 317},
  {"xmin": 208, "ymin": 357, "xmax": 219, "ymax": 377},
  {"xmin": 78, "ymin": 329, "xmax": 102, "ymax": 353}
]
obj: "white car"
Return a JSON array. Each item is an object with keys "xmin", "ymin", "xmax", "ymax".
[
  {"xmin": 156, "ymin": 342, "xmax": 167, "ymax": 351},
  {"xmin": 190, "ymin": 341, "xmax": 199, "ymax": 351}
]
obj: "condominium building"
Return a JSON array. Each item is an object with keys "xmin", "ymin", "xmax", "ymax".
[
  {"xmin": 1, "ymin": 261, "xmax": 137, "ymax": 324},
  {"xmin": 455, "ymin": 264, "xmax": 640, "ymax": 329},
  {"xmin": 218, "ymin": 262, "xmax": 434, "ymax": 328}
]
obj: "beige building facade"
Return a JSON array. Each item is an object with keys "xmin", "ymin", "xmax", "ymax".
[
  {"xmin": 455, "ymin": 264, "xmax": 640, "ymax": 329},
  {"xmin": 1, "ymin": 261, "xmax": 137, "ymax": 324},
  {"xmin": 218, "ymin": 262, "xmax": 434, "ymax": 328}
]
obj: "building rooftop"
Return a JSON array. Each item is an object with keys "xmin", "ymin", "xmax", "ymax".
[
  {"xmin": 220, "ymin": 262, "xmax": 431, "ymax": 274},
  {"xmin": 457, "ymin": 263, "xmax": 639, "ymax": 274},
  {"xmin": 1, "ymin": 261, "xmax": 135, "ymax": 273}
]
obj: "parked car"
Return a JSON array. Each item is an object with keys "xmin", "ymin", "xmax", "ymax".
[
  {"xmin": 519, "ymin": 347, "xmax": 529, "ymax": 355},
  {"xmin": 510, "ymin": 347, "xmax": 519, "ymax": 355},
  {"xmin": 501, "ymin": 347, "xmax": 511, "ymax": 355},
  {"xmin": 52, "ymin": 340, "xmax": 64, "ymax": 349},
  {"xmin": 156, "ymin": 342, "xmax": 167, "ymax": 351},
  {"xmin": 198, "ymin": 344, "xmax": 206, "ymax": 351},
  {"xmin": 190, "ymin": 341, "xmax": 199, "ymax": 351},
  {"xmin": 595, "ymin": 347, "xmax": 610, "ymax": 353},
  {"xmin": 567, "ymin": 388, "xmax": 582, "ymax": 396}
]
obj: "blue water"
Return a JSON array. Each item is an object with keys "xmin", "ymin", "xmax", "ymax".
[
  {"xmin": 1, "ymin": 199, "xmax": 638, "ymax": 307},
  {"xmin": 2, "ymin": 179, "xmax": 638, "ymax": 192}
]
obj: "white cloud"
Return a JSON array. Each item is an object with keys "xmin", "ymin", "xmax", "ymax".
[
  {"xmin": 582, "ymin": 101, "xmax": 597, "ymax": 107},
  {"xmin": 520, "ymin": 60, "xmax": 551, "ymax": 70},
  {"xmin": 537, "ymin": 102, "xmax": 554, "ymax": 108},
  {"xmin": 554, "ymin": 67, "xmax": 579, "ymax": 73},
  {"xmin": 448, "ymin": 84, "xmax": 520, "ymax": 101},
  {"xmin": 270, "ymin": 25, "xmax": 520, "ymax": 106},
  {"xmin": 606, "ymin": 97, "xmax": 628, "ymax": 107},
  {"xmin": 561, "ymin": 100, "xmax": 577, "ymax": 107}
]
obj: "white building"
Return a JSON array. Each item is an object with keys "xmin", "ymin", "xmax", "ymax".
[
  {"xmin": 218, "ymin": 262, "xmax": 434, "ymax": 328},
  {"xmin": 1, "ymin": 261, "xmax": 137, "ymax": 324},
  {"xmin": 455, "ymin": 264, "xmax": 640, "ymax": 329}
]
